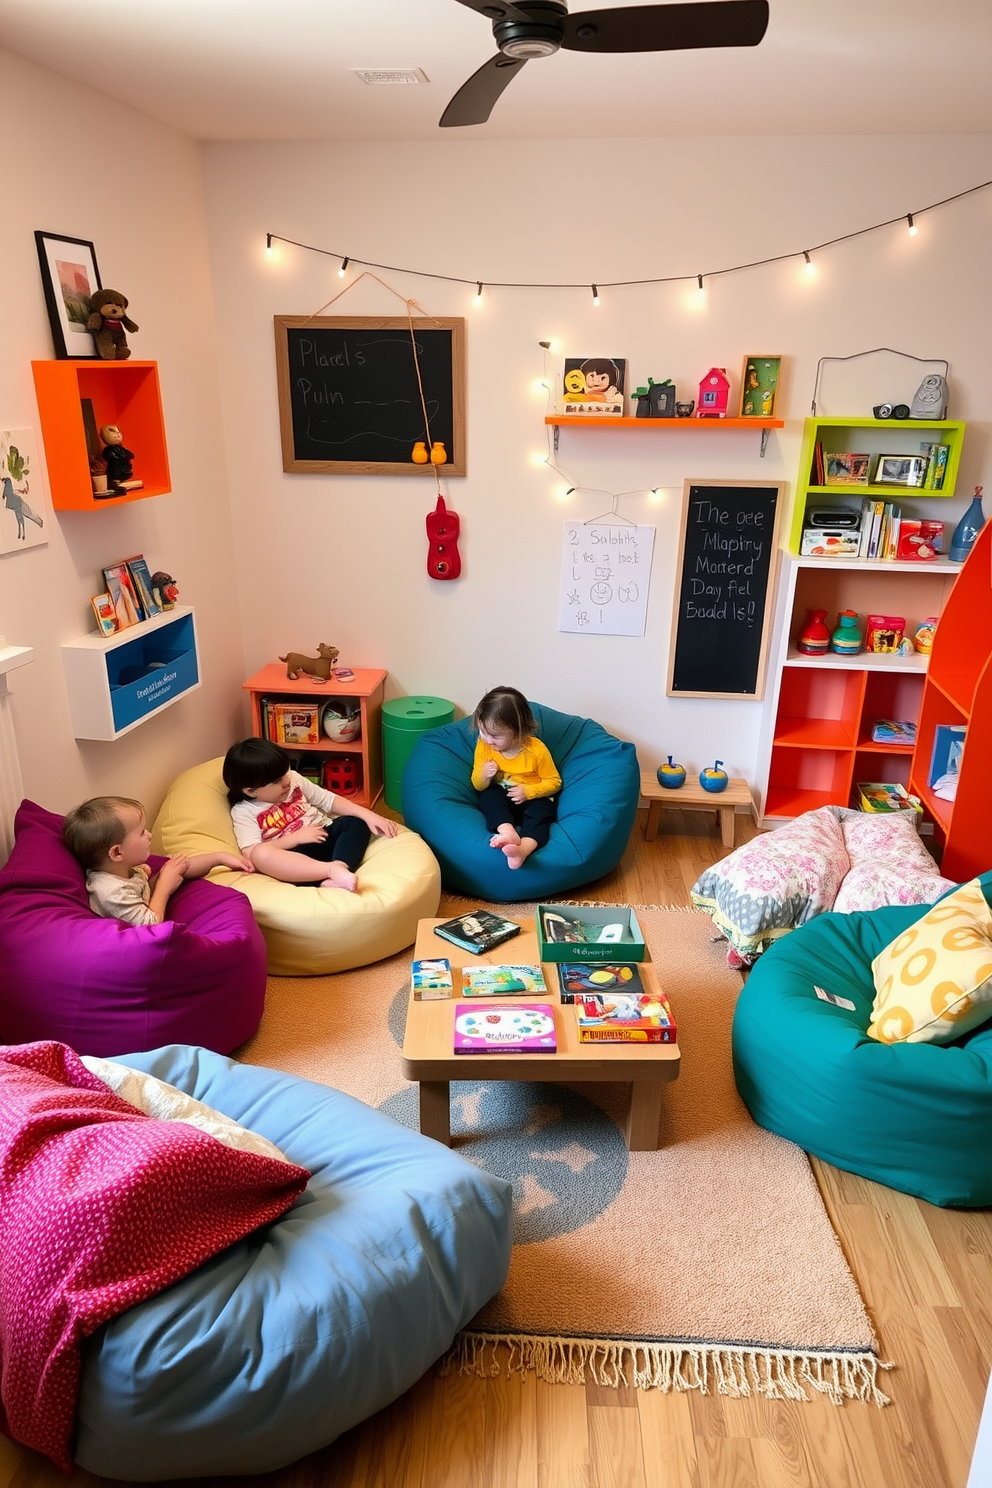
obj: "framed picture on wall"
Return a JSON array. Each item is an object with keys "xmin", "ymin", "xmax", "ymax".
[
  {"xmin": 738, "ymin": 355, "xmax": 782, "ymax": 418},
  {"xmin": 0, "ymin": 427, "xmax": 51, "ymax": 556},
  {"xmin": 34, "ymin": 230, "xmax": 103, "ymax": 359}
]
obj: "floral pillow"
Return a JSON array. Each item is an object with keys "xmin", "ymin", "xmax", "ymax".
[
  {"xmin": 868, "ymin": 879, "xmax": 992, "ymax": 1044},
  {"xmin": 834, "ymin": 811, "xmax": 955, "ymax": 914}
]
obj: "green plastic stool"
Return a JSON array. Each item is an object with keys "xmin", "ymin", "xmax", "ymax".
[{"xmin": 382, "ymin": 696, "xmax": 455, "ymax": 813}]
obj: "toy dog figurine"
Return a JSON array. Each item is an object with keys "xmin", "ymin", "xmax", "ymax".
[{"xmin": 279, "ymin": 643, "xmax": 339, "ymax": 681}]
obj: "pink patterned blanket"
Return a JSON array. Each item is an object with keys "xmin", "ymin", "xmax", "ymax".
[{"xmin": 0, "ymin": 1042, "xmax": 309, "ymax": 1469}]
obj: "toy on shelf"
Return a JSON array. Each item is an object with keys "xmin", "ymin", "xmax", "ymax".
[
  {"xmin": 87, "ymin": 290, "xmax": 138, "ymax": 361},
  {"xmin": 429, "ymin": 441, "xmax": 447, "ymax": 465},
  {"xmin": 150, "ymin": 571, "xmax": 178, "ymax": 610},
  {"xmin": 99, "ymin": 425, "xmax": 142, "ymax": 491},
  {"xmin": 411, "ymin": 442, "xmax": 428, "ymax": 464},
  {"xmin": 797, "ymin": 608, "xmax": 830, "ymax": 656},
  {"xmin": 872, "ymin": 402, "xmax": 911, "ymax": 420},
  {"xmin": 321, "ymin": 702, "xmax": 361, "ymax": 743},
  {"xmin": 865, "ymin": 614, "xmax": 905, "ymax": 653},
  {"xmin": 322, "ymin": 755, "xmax": 362, "ymax": 797},
  {"xmin": 426, "ymin": 494, "xmax": 461, "ymax": 581},
  {"xmin": 656, "ymin": 756, "xmax": 686, "ymax": 789},
  {"xmin": 89, "ymin": 454, "xmax": 109, "ymax": 497},
  {"xmin": 910, "ymin": 373, "xmax": 949, "ymax": 420},
  {"xmin": 896, "ymin": 636, "xmax": 916, "ymax": 657},
  {"xmin": 699, "ymin": 761, "xmax": 729, "ymax": 793},
  {"xmin": 632, "ymin": 378, "xmax": 676, "ymax": 419},
  {"xmin": 830, "ymin": 610, "xmax": 862, "ymax": 655},
  {"xmin": 278, "ymin": 643, "xmax": 339, "ymax": 682},
  {"xmin": 913, "ymin": 617, "xmax": 937, "ymax": 654},
  {"xmin": 675, "ymin": 401, "xmax": 695, "ymax": 418},
  {"xmin": 696, "ymin": 368, "xmax": 730, "ymax": 419},
  {"xmin": 896, "ymin": 520, "xmax": 944, "ymax": 561},
  {"xmin": 949, "ymin": 487, "xmax": 985, "ymax": 563}
]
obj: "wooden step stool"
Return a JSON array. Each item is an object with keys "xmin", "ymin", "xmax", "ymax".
[{"xmin": 639, "ymin": 770, "xmax": 755, "ymax": 850}]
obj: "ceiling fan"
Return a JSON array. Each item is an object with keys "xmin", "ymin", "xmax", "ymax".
[{"xmin": 440, "ymin": 0, "xmax": 769, "ymax": 126}]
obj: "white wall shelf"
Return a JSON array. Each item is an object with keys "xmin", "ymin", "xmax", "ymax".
[{"xmin": 61, "ymin": 605, "xmax": 200, "ymax": 741}]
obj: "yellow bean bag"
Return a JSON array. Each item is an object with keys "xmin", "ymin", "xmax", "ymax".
[{"xmin": 152, "ymin": 759, "xmax": 440, "ymax": 976}]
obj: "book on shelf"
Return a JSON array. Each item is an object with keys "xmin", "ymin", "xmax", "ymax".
[
  {"xmin": 856, "ymin": 782, "xmax": 922, "ymax": 815},
  {"xmin": 575, "ymin": 989, "xmax": 677, "ymax": 1043},
  {"xmin": 268, "ymin": 703, "xmax": 320, "ymax": 745},
  {"xmin": 811, "ymin": 440, "xmax": 825, "ymax": 486},
  {"xmin": 122, "ymin": 555, "xmax": 161, "ymax": 618},
  {"xmin": 411, "ymin": 958, "xmax": 453, "ymax": 1000},
  {"xmin": 460, "ymin": 964, "xmax": 547, "ymax": 997},
  {"xmin": 453, "ymin": 1003, "xmax": 557, "ymax": 1054},
  {"xmin": 823, "ymin": 452, "xmax": 870, "ymax": 485},
  {"xmin": 433, "ymin": 910, "xmax": 521, "ymax": 955},
  {"xmin": 870, "ymin": 720, "xmax": 917, "ymax": 745},
  {"xmin": 557, "ymin": 962, "xmax": 645, "ymax": 1004},
  {"xmin": 919, "ymin": 442, "xmax": 950, "ymax": 491}
]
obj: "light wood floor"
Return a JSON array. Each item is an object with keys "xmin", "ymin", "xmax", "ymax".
[{"xmin": 3, "ymin": 806, "xmax": 989, "ymax": 1488}]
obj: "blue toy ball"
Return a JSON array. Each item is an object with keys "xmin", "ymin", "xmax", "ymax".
[
  {"xmin": 657, "ymin": 755, "xmax": 686, "ymax": 790},
  {"xmin": 699, "ymin": 760, "xmax": 729, "ymax": 793}
]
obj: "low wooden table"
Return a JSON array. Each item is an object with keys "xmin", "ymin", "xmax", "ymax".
[
  {"xmin": 640, "ymin": 769, "xmax": 754, "ymax": 849},
  {"xmin": 400, "ymin": 918, "xmax": 680, "ymax": 1152}
]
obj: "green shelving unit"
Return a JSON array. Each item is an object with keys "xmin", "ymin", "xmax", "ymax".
[{"xmin": 787, "ymin": 416, "xmax": 967, "ymax": 553}]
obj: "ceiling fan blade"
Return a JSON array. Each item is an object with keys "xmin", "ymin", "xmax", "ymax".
[
  {"xmin": 440, "ymin": 53, "xmax": 527, "ymax": 127},
  {"xmin": 451, "ymin": 0, "xmax": 533, "ymax": 23},
  {"xmin": 561, "ymin": 0, "xmax": 769, "ymax": 53}
]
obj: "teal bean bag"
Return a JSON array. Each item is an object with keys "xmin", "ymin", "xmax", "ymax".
[
  {"xmin": 401, "ymin": 702, "xmax": 639, "ymax": 902},
  {"xmin": 732, "ymin": 871, "xmax": 992, "ymax": 1207}
]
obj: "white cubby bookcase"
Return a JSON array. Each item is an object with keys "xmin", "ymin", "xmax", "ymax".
[{"xmin": 61, "ymin": 606, "xmax": 201, "ymax": 741}]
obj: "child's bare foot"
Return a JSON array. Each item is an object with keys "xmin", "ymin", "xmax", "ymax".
[
  {"xmin": 503, "ymin": 837, "xmax": 537, "ymax": 870},
  {"xmin": 320, "ymin": 862, "xmax": 358, "ymax": 892},
  {"xmin": 490, "ymin": 825, "xmax": 520, "ymax": 851}
]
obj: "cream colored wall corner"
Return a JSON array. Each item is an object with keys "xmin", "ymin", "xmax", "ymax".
[
  {"xmin": 0, "ymin": 48, "xmax": 245, "ymax": 819},
  {"xmin": 201, "ymin": 134, "xmax": 992, "ymax": 785}
]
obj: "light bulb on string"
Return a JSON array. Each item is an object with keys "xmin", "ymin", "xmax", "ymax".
[
  {"xmin": 697, "ymin": 274, "xmax": 705, "ymax": 300},
  {"xmin": 907, "ymin": 214, "xmax": 917, "ymax": 236},
  {"xmin": 591, "ymin": 284, "xmax": 600, "ymax": 307},
  {"xmin": 803, "ymin": 250, "xmax": 815, "ymax": 275},
  {"xmin": 473, "ymin": 282, "xmax": 484, "ymax": 306},
  {"xmin": 265, "ymin": 234, "xmax": 273, "ymax": 255},
  {"xmin": 338, "ymin": 257, "xmax": 349, "ymax": 277}
]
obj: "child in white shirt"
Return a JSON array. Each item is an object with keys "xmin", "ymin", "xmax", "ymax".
[
  {"xmin": 223, "ymin": 738, "xmax": 397, "ymax": 892},
  {"xmin": 63, "ymin": 796, "xmax": 252, "ymax": 927}
]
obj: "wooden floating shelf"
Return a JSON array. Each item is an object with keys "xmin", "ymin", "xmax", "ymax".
[{"xmin": 545, "ymin": 416, "xmax": 784, "ymax": 430}]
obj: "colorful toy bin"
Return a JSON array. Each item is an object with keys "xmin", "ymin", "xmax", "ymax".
[{"xmin": 382, "ymin": 696, "xmax": 456, "ymax": 813}]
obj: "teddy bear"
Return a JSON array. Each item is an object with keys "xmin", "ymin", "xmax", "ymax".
[{"xmin": 87, "ymin": 290, "xmax": 139, "ymax": 360}]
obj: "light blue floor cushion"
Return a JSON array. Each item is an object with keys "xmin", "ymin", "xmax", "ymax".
[
  {"xmin": 401, "ymin": 701, "xmax": 640, "ymax": 902},
  {"xmin": 74, "ymin": 1046, "xmax": 512, "ymax": 1479},
  {"xmin": 732, "ymin": 871, "xmax": 992, "ymax": 1208}
]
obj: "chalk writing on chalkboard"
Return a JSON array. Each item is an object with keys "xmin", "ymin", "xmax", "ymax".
[
  {"xmin": 667, "ymin": 480, "xmax": 785, "ymax": 700},
  {"xmin": 558, "ymin": 522, "xmax": 655, "ymax": 636},
  {"xmin": 274, "ymin": 316, "xmax": 466, "ymax": 476}
]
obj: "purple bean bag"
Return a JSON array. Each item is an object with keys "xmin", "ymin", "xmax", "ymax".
[{"xmin": 0, "ymin": 801, "xmax": 266, "ymax": 1057}]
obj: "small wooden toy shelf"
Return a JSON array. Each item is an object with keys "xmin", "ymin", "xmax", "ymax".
[
  {"xmin": 62, "ymin": 606, "xmax": 199, "ymax": 740},
  {"xmin": 546, "ymin": 415, "xmax": 784, "ymax": 457}
]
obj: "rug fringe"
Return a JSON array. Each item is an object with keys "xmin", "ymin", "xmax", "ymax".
[{"xmin": 440, "ymin": 1332, "xmax": 892, "ymax": 1407}]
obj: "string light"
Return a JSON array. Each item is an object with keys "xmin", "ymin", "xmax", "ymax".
[
  {"xmin": 338, "ymin": 257, "xmax": 349, "ymax": 277},
  {"xmin": 803, "ymin": 250, "xmax": 815, "ymax": 274},
  {"xmin": 262, "ymin": 177, "xmax": 992, "ymax": 302},
  {"xmin": 473, "ymin": 281, "xmax": 484, "ymax": 305},
  {"xmin": 591, "ymin": 284, "xmax": 600, "ymax": 306}
]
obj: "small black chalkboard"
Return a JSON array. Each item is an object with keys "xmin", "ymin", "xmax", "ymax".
[
  {"xmin": 274, "ymin": 316, "xmax": 466, "ymax": 476},
  {"xmin": 667, "ymin": 479, "xmax": 785, "ymax": 699}
]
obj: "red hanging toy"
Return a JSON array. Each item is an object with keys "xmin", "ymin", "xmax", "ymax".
[{"xmin": 426, "ymin": 494, "xmax": 461, "ymax": 581}]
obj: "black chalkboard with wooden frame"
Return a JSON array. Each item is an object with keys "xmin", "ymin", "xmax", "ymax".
[
  {"xmin": 274, "ymin": 315, "xmax": 466, "ymax": 476},
  {"xmin": 667, "ymin": 478, "xmax": 785, "ymax": 700}
]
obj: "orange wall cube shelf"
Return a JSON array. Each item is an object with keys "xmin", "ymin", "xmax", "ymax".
[{"xmin": 31, "ymin": 360, "xmax": 171, "ymax": 511}]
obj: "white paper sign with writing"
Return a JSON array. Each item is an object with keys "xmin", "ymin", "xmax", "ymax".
[{"xmin": 558, "ymin": 523, "xmax": 655, "ymax": 636}]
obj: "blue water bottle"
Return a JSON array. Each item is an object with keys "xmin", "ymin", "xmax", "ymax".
[{"xmin": 949, "ymin": 486, "xmax": 985, "ymax": 563}]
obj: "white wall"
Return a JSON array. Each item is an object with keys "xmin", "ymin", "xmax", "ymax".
[
  {"xmin": 0, "ymin": 49, "xmax": 244, "ymax": 820},
  {"xmin": 202, "ymin": 134, "xmax": 992, "ymax": 783}
]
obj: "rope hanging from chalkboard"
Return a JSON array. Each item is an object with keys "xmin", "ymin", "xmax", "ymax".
[{"xmin": 304, "ymin": 269, "xmax": 446, "ymax": 492}]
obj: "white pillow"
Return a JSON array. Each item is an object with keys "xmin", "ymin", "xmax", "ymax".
[{"xmin": 81, "ymin": 1056, "xmax": 292, "ymax": 1164}]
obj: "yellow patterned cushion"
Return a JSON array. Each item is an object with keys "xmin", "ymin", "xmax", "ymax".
[{"xmin": 868, "ymin": 879, "xmax": 992, "ymax": 1044}]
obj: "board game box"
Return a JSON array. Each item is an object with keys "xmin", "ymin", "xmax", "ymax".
[
  {"xmin": 575, "ymin": 989, "xmax": 677, "ymax": 1043},
  {"xmin": 556, "ymin": 962, "xmax": 644, "ymax": 1004},
  {"xmin": 453, "ymin": 1004, "xmax": 557, "ymax": 1054},
  {"xmin": 411, "ymin": 958, "xmax": 453, "ymax": 1000},
  {"xmin": 461, "ymin": 965, "xmax": 547, "ymax": 997}
]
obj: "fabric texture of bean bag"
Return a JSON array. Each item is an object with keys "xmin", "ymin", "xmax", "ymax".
[
  {"xmin": 0, "ymin": 802, "xmax": 265, "ymax": 1057},
  {"xmin": 152, "ymin": 758, "xmax": 441, "ymax": 975},
  {"xmin": 732, "ymin": 870, "xmax": 992, "ymax": 1207},
  {"xmin": 74, "ymin": 1044, "xmax": 513, "ymax": 1479},
  {"xmin": 400, "ymin": 702, "xmax": 639, "ymax": 901}
]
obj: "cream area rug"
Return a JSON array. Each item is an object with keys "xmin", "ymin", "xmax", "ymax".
[{"xmin": 239, "ymin": 898, "xmax": 888, "ymax": 1405}]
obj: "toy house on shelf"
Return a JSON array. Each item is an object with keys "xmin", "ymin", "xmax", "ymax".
[{"xmin": 696, "ymin": 368, "xmax": 731, "ymax": 419}]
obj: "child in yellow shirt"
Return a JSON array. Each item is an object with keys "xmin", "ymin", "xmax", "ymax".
[{"xmin": 471, "ymin": 686, "xmax": 561, "ymax": 870}]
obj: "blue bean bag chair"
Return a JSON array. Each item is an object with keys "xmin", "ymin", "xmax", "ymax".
[
  {"xmin": 732, "ymin": 871, "xmax": 992, "ymax": 1208},
  {"xmin": 401, "ymin": 702, "xmax": 639, "ymax": 901},
  {"xmin": 74, "ymin": 1046, "xmax": 512, "ymax": 1478}
]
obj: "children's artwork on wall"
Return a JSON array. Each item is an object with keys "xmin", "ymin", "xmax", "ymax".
[
  {"xmin": 559, "ymin": 521, "xmax": 655, "ymax": 636},
  {"xmin": 739, "ymin": 356, "xmax": 781, "ymax": 418},
  {"xmin": 560, "ymin": 358, "xmax": 626, "ymax": 416},
  {"xmin": 0, "ymin": 428, "xmax": 51, "ymax": 556}
]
